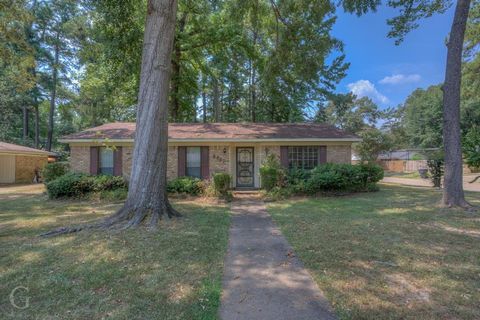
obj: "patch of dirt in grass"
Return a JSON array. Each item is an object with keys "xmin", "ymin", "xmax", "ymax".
[
  {"xmin": 168, "ymin": 283, "xmax": 194, "ymax": 303},
  {"xmin": 426, "ymin": 222, "xmax": 480, "ymax": 238},
  {"xmin": 385, "ymin": 273, "xmax": 431, "ymax": 305}
]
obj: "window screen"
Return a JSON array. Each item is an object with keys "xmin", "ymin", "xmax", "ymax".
[
  {"xmin": 186, "ymin": 147, "xmax": 201, "ymax": 178},
  {"xmin": 99, "ymin": 147, "xmax": 114, "ymax": 175},
  {"xmin": 288, "ymin": 146, "xmax": 318, "ymax": 170}
]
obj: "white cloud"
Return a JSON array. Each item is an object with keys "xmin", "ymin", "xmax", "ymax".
[
  {"xmin": 379, "ymin": 74, "xmax": 421, "ymax": 85},
  {"xmin": 347, "ymin": 80, "xmax": 389, "ymax": 104}
]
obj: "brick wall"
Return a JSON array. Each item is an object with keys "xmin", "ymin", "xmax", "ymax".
[
  {"xmin": 259, "ymin": 145, "xmax": 280, "ymax": 165},
  {"xmin": 70, "ymin": 146, "xmax": 90, "ymax": 174},
  {"xmin": 209, "ymin": 145, "xmax": 229, "ymax": 178},
  {"xmin": 122, "ymin": 147, "xmax": 133, "ymax": 180},
  {"xmin": 167, "ymin": 146, "xmax": 178, "ymax": 180},
  {"xmin": 326, "ymin": 145, "xmax": 351, "ymax": 164},
  {"xmin": 15, "ymin": 155, "xmax": 48, "ymax": 183}
]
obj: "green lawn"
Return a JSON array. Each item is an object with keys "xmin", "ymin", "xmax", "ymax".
[
  {"xmin": 0, "ymin": 185, "xmax": 230, "ymax": 320},
  {"xmin": 268, "ymin": 184, "xmax": 480, "ymax": 320}
]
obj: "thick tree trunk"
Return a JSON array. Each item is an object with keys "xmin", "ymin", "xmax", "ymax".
[
  {"xmin": 442, "ymin": 0, "xmax": 471, "ymax": 207},
  {"xmin": 41, "ymin": 0, "xmax": 180, "ymax": 237},
  {"xmin": 46, "ymin": 34, "xmax": 59, "ymax": 152},
  {"xmin": 115, "ymin": 0, "xmax": 180, "ymax": 226}
]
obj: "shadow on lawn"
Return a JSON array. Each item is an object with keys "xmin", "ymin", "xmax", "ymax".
[
  {"xmin": 269, "ymin": 185, "xmax": 480, "ymax": 319},
  {"xmin": 0, "ymin": 196, "xmax": 229, "ymax": 320}
]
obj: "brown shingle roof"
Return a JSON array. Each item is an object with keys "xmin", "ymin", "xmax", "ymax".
[
  {"xmin": 0, "ymin": 141, "xmax": 55, "ymax": 156},
  {"xmin": 60, "ymin": 122, "xmax": 360, "ymax": 141}
]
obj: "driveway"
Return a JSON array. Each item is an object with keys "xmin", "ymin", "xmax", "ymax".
[{"xmin": 382, "ymin": 175, "xmax": 480, "ymax": 192}]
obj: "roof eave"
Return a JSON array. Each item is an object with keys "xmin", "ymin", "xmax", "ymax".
[{"xmin": 59, "ymin": 137, "xmax": 362, "ymax": 143}]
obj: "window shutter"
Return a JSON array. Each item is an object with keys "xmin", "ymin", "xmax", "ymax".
[
  {"xmin": 200, "ymin": 146, "xmax": 209, "ymax": 179},
  {"xmin": 113, "ymin": 147, "xmax": 123, "ymax": 176},
  {"xmin": 178, "ymin": 146, "xmax": 186, "ymax": 177},
  {"xmin": 90, "ymin": 146, "xmax": 99, "ymax": 175},
  {"xmin": 280, "ymin": 146, "xmax": 289, "ymax": 168},
  {"xmin": 319, "ymin": 146, "xmax": 327, "ymax": 164}
]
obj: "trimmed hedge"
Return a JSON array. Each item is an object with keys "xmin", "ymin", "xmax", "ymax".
[{"xmin": 46, "ymin": 173, "xmax": 128, "ymax": 199}]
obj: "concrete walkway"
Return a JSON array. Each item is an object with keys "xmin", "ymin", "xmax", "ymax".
[
  {"xmin": 219, "ymin": 194, "xmax": 336, "ymax": 320},
  {"xmin": 382, "ymin": 176, "xmax": 480, "ymax": 192}
]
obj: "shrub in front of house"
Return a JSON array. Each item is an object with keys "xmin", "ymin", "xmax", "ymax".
[
  {"xmin": 212, "ymin": 173, "xmax": 231, "ymax": 194},
  {"xmin": 46, "ymin": 173, "xmax": 93, "ymax": 198},
  {"xmin": 167, "ymin": 177, "xmax": 204, "ymax": 195},
  {"xmin": 259, "ymin": 154, "xmax": 285, "ymax": 191},
  {"xmin": 46, "ymin": 173, "xmax": 128, "ymax": 199},
  {"xmin": 265, "ymin": 163, "xmax": 384, "ymax": 197},
  {"xmin": 42, "ymin": 162, "xmax": 69, "ymax": 183}
]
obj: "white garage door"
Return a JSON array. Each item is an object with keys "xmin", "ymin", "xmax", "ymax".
[{"xmin": 0, "ymin": 155, "xmax": 16, "ymax": 183}]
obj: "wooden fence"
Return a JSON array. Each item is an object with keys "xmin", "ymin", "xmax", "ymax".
[{"xmin": 376, "ymin": 160, "xmax": 428, "ymax": 172}]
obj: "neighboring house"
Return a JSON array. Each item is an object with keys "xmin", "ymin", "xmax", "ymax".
[
  {"xmin": 59, "ymin": 122, "xmax": 360, "ymax": 189},
  {"xmin": 0, "ymin": 142, "xmax": 55, "ymax": 184}
]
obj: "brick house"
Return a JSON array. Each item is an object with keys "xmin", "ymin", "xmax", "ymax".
[
  {"xmin": 0, "ymin": 141, "xmax": 55, "ymax": 183},
  {"xmin": 59, "ymin": 122, "xmax": 360, "ymax": 188}
]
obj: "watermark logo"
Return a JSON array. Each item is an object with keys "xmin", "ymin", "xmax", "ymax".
[{"xmin": 9, "ymin": 286, "xmax": 29, "ymax": 310}]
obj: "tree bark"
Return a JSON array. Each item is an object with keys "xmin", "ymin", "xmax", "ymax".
[
  {"xmin": 213, "ymin": 78, "xmax": 221, "ymax": 122},
  {"xmin": 442, "ymin": 0, "xmax": 471, "ymax": 207},
  {"xmin": 34, "ymin": 103, "xmax": 40, "ymax": 148},
  {"xmin": 202, "ymin": 79, "xmax": 207, "ymax": 123},
  {"xmin": 46, "ymin": 32, "xmax": 60, "ymax": 152},
  {"xmin": 41, "ymin": 0, "xmax": 180, "ymax": 237},
  {"xmin": 23, "ymin": 106, "xmax": 29, "ymax": 142}
]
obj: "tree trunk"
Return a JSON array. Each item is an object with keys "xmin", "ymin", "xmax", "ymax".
[
  {"xmin": 170, "ymin": 13, "xmax": 187, "ymax": 122},
  {"xmin": 213, "ymin": 78, "xmax": 221, "ymax": 122},
  {"xmin": 23, "ymin": 106, "xmax": 29, "ymax": 142},
  {"xmin": 442, "ymin": 0, "xmax": 471, "ymax": 207},
  {"xmin": 41, "ymin": 0, "xmax": 180, "ymax": 237},
  {"xmin": 117, "ymin": 0, "xmax": 180, "ymax": 227},
  {"xmin": 202, "ymin": 79, "xmax": 207, "ymax": 123},
  {"xmin": 46, "ymin": 33, "xmax": 60, "ymax": 152},
  {"xmin": 34, "ymin": 104, "xmax": 40, "ymax": 148}
]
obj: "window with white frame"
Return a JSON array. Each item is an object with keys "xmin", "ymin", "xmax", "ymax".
[{"xmin": 288, "ymin": 146, "xmax": 318, "ymax": 170}]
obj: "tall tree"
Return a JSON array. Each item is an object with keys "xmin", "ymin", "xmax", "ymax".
[
  {"xmin": 341, "ymin": 0, "xmax": 475, "ymax": 207},
  {"xmin": 44, "ymin": 0, "xmax": 180, "ymax": 236}
]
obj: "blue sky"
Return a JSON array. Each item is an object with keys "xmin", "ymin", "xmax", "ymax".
[{"xmin": 332, "ymin": 4, "xmax": 454, "ymax": 108}]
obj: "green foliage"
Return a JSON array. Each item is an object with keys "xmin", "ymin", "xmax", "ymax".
[
  {"xmin": 354, "ymin": 128, "xmax": 392, "ymax": 162},
  {"xmin": 317, "ymin": 94, "xmax": 383, "ymax": 135},
  {"xmin": 46, "ymin": 173, "xmax": 92, "ymax": 199},
  {"xmin": 91, "ymin": 175, "xmax": 128, "ymax": 192},
  {"xmin": 46, "ymin": 173, "xmax": 128, "ymax": 199},
  {"xmin": 42, "ymin": 162, "xmax": 69, "ymax": 183},
  {"xmin": 167, "ymin": 177, "xmax": 204, "ymax": 195},
  {"xmin": 259, "ymin": 154, "xmax": 285, "ymax": 191},
  {"xmin": 212, "ymin": 172, "xmax": 232, "ymax": 194},
  {"xmin": 282, "ymin": 163, "xmax": 383, "ymax": 195},
  {"xmin": 426, "ymin": 152, "xmax": 444, "ymax": 188},
  {"xmin": 463, "ymin": 126, "xmax": 480, "ymax": 169},
  {"xmin": 403, "ymin": 85, "xmax": 444, "ymax": 149}
]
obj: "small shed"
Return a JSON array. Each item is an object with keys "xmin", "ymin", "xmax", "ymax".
[{"xmin": 0, "ymin": 142, "xmax": 55, "ymax": 184}]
